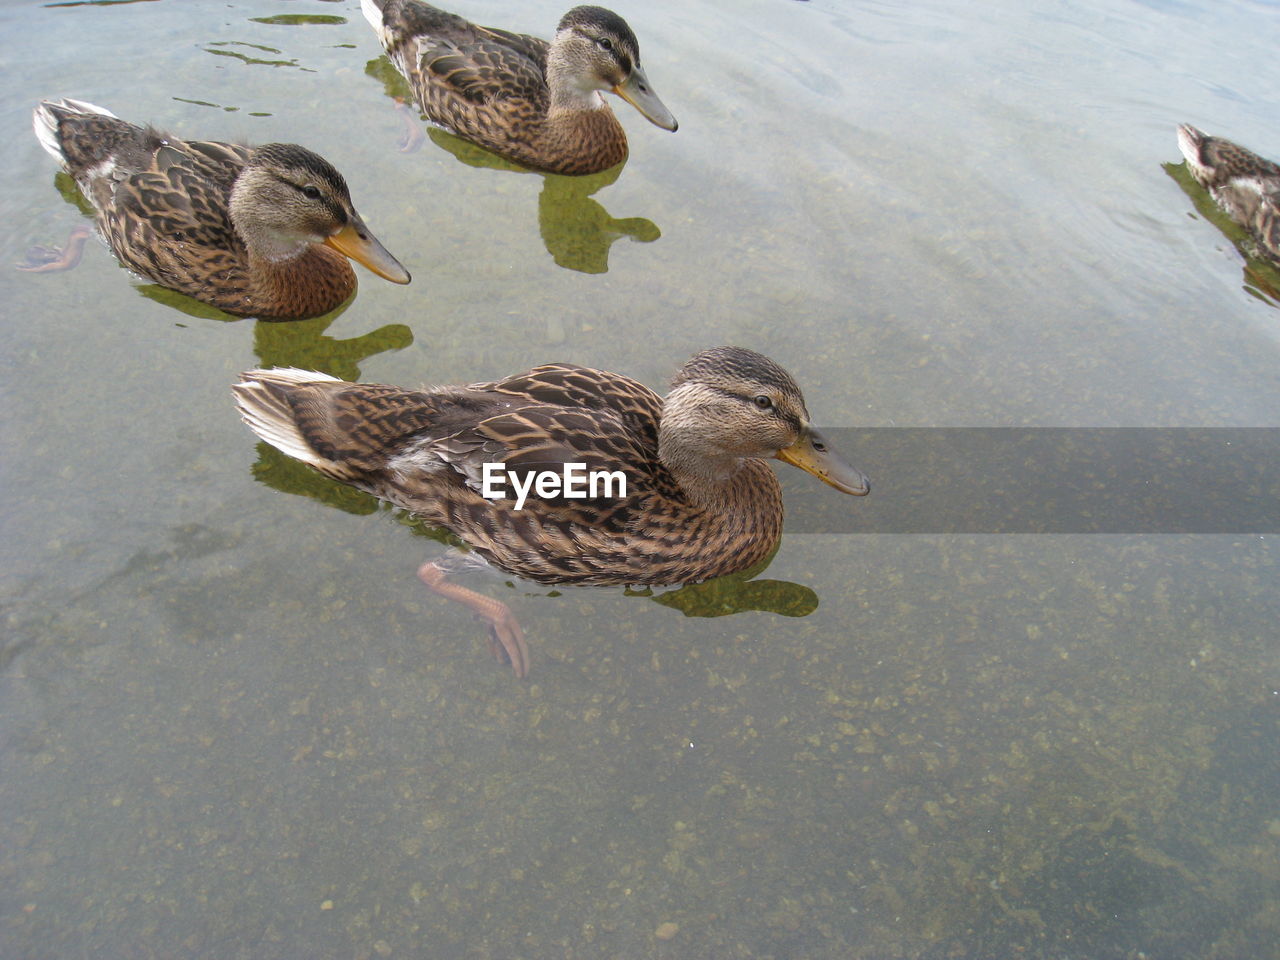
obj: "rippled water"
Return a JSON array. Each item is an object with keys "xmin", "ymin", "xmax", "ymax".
[{"xmin": 3, "ymin": 1, "xmax": 1278, "ymax": 957}]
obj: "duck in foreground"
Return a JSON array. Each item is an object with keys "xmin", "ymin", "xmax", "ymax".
[
  {"xmin": 233, "ymin": 347, "xmax": 869, "ymax": 677},
  {"xmin": 1177, "ymin": 124, "xmax": 1280, "ymax": 265},
  {"xmin": 28, "ymin": 98, "xmax": 410, "ymax": 320},
  {"xmin": 362, "ymin": 0, "xmax": 677, "ymax": 175}
]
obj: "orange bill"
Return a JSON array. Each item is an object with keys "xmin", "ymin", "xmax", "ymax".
[
  {"xmin": 776, "ymin": 426, "xmax": 870, "ymax": 496},
  {"xmin": 325, "ymin": 216, "xmax": 411, "ymax": 284}
]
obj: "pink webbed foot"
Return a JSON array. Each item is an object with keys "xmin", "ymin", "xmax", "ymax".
[
  {"xmin": 393, "ymin": 98, "xmax": 426, "ymax": 154},
  {"xmin": 16, "ymin": 224, "xmax": 91, "ymax": 273},
  {"xmin": 417, "ymin": 560, "xmax": 530, "ymax": 678}
]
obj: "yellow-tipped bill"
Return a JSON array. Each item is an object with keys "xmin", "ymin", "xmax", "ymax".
[
  {"xmin": 613, "ymin": 67, "xmax": 678, "ymax": 132},
  {"xmin": 776, "ymin": 427, "xmax": 870, "ymax": 496},
  {"xmin": 325, "ymin": 217, "xmax": 411, "ymax": 284}
]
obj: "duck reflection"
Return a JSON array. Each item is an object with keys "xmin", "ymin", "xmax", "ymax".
[
  {"xmin": 368, "ymin": 57, "xmax": 662, "ymax": 274},
  {"xmin": 427, "ymin": 125, "xmax": 661, "ymax": 274},
  {"xmin": 251, "ymin": 313, "xmax": 412, "ymax": 381},
  {"xmin": 245, "ymin": 312, "xmax": 414, "ymax": 511},
  {"xmin": 649, "ymin": 545, "xmax": 819, "ymax": 619}
]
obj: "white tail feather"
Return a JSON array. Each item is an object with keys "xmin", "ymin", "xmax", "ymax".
[
  {"xmin": 1176, "ymin": 123, "xmax": 1206, "ymax": 169},
  {"xmin": 232, "ymin": 368, "xmax": 343, "ymax": 467},
  {"xmin": 360, "ymin": 0, "xmax": 388, "ymax": 42},
  {"xmin": 32, "ymin": 98, "xmax": 118, "ymax": 166}
]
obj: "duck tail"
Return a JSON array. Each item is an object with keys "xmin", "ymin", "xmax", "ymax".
[
  {"xmin": 360, "ymin": 0, "xmax": 389, "ymax": 37},
  {"xmin": 233, "ymin": 368, "xmax": 346, "ymax": 469},
  {"xmin": 32, "ymin": 98, "xmax": 117, "ymax": 167},
  {"xmin": 1176, "ymin": 124, "xmax": 1209, "ymax": 168}
]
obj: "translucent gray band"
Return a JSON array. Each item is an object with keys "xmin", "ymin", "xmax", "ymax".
[{"xmin": 781, "ymin": 428, "xmax": 1280, "ymax": 533}]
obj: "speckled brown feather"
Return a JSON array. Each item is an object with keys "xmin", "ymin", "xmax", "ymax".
[
  {"xmin": 1178, "ymin": 124, "xmax": 1280, "ymax": 264},
  {"xmin": 371, "ymin": 0, "xmax": 629, "ymax": 174},
  {"xmin": 235, "ymin": 361, "xmax": 785, "ymax": 587},
  {"xmin": 38, "ymin": 101, "xmax": 359, "ymax": 318}
]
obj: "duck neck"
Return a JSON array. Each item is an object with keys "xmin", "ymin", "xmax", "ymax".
[
  {"xmin": 545, "ymin": 48, "xmax": 610, "ymax": 118},
  {"xmin": 228, "ymin": 175, "xmax": 312, "ymax": 264},
  {"xmin": 658, "ymin": 433, "xmax": 785, "ymax": 581},
  {"xmin": 227, "ymin": 178, "xmax": 355, "ymax": 319},
  {"xmin": 245, "ymin": 245, "xmax": 356, "ymax": 320},
  {"xmin": 540, "ymin": 55, "xmax": 627, "ymax": 174},
  {"xmin": 656, "ymin": 422, "xmax": 760, "ymax": 513}
]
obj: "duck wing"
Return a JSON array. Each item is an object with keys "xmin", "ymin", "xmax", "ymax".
[
  {"xmin": 378, "ymin": 0, "xmax": 549, "ymax": 107},
  {"xmin": 429, "ymin": 404, "xmax": 660, "ymax": 514},
  {"xmin": 235, "ymin": 365, "xmax": 670, "ymax": 511},
  {"xmin": 97, "ymin": 139, "xmax": 255, "ymax": 296},
  {"xmin": 478, "ymin": 362, "xmax": 664, "ymax": 447},
  {"xmin": 1178, "ymin": 125, "xmax": 1280, "ymax": 186}
]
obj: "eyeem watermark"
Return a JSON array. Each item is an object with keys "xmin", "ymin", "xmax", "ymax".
[{"xmin": 481, "ymin": 462, "xmax": 627, "ymax": 510}]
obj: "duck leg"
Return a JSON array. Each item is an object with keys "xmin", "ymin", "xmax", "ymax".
[
  {"xmin": 16, "ymin": 224, "xmax": 92, "ymax": 273},
  {"xmin": 393, "ymin": 98, "xmax": 426, "ymax": 154},
  {"xmin": 417, "ymin": 560, "xmax": 529, "ymax": 678}
]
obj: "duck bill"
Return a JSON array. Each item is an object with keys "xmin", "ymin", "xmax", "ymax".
[
  {"xmin": 776, "ymin": 427, "xmax": 870, "ymax": 496},
  {"xmin": 613, "ymin": 68, "xmax": 678, "ymax": 132},
  {"xmin": 325, "ymin": 218, "xmax": 411, "ymax": 284}
]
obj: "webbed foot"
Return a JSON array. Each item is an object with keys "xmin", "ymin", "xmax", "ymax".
[
  {"xmin": 417, "ymin": 560, "xmax": 530, "ymax": 677},
  {"xmin": 393, "ymin": 98, "xmax": 426, "ymax": 154},
  {"xmin": 16, "ymin": 224, "xmax": 91, "ymax": 273}
]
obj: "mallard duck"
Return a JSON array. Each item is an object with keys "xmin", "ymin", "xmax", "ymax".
[
  {"xmin": 1177, "ymin": 124, "xmax": 1280, "ymax": 264},
  {"xmin": 362, "ymin": 0, "xmax": 677, "ymax": 175},
  {"xmin": 29, "ymin": 98, "xmax": 411, "ymax": 320},
  {"xmin": 233, "ymin": 347, "xmax": 869, "ymax": 677}
]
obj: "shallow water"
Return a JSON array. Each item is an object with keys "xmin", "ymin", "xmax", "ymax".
[{"xmin": 2, "ymin": 1, "xmax": 1279, "ymax": 958}]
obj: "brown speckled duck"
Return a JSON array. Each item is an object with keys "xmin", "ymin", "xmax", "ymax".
[
  {"xmin": 233, "ymin": 347, "xmax": 869, "ymax": 677},
  {"xmin": 1177, "ymin": 124, "xmax": 1280, "ymax": 265},
  {"xmin": 362, "ymin": 0, "xmax": 677, "ymax": 175},
  {"xmin": 29, "ymin": 98, "xmax": 411, "ymax": 320}
]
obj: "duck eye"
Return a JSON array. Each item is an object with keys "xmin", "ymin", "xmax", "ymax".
[
  {"xmin": 300, "ymin": 184, "xmax": 322, "ymax": 200},
  {"xmin": 597, "ymin": 36, "xmax": 613, "ymax": 51},
  {"xmin": 753, "ymin": 395, "xmax": 773, "ymax": 410}
]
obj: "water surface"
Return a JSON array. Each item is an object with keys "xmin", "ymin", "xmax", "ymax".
[{"xmin": 2, "ymin": 1, "xmax": 1278, "ymax": 958}]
